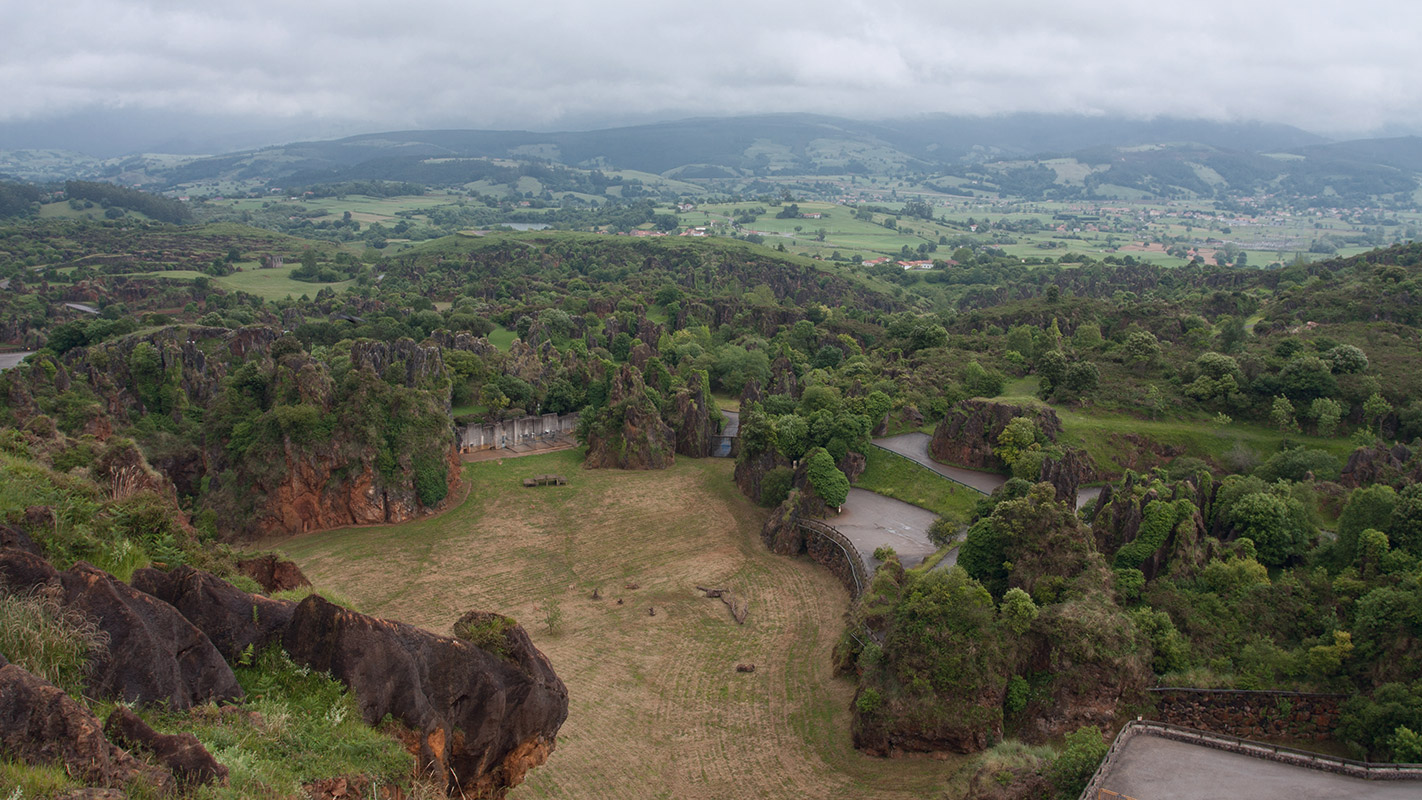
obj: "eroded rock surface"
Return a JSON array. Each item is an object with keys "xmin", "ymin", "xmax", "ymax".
[
  {"xmin": 0, "ymin": 664, "xmax": 168, "ymax": 790},
  {"xmin": 282, "ymin": 595, "xmax": 568, "ymax": 798},
  {"xmin": 104, "ymin": 706, "xmax": 228, "ymax": 788},
  {"xmin": 0, "ymin": 550, "xmax": 241, "ymax": 709}
]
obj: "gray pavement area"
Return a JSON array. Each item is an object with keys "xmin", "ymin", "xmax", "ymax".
[
  {"xmin": 1099, "ymin": 734, "xmax": 1422, "ymax": 800},
  {"xmin": 873, "ymin": 431, "xmax": 1102, "ymax": 509},
  {"xmin": 832, "ymin": 488, "xmax": 942, "ymax": 570},
  {"xmin": 873, "ymin": 432, "xmax": 1008, "ymax": 494},
  {"xmin": 0, "ymin": 351, "xmax": 34, "ymax": 371}
]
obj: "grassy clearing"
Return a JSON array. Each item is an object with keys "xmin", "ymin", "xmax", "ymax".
[
  {"xmin": 992, "ymin": 378, "xmax": 1354, "ymax": 476},
  {"xmin": 275, "ymin": 451, "xmax": 966, "ymax": 799},
  {"xmin": 214, "ymin": 264, "xmax": 355, "ymax": 301},
  {"xmin": 487, "ymin": 325, "xmax": 518, "ymax": 351},
  {"xmin": 856, "ymin": 446, "xmax": 979, "ymax": 523}
]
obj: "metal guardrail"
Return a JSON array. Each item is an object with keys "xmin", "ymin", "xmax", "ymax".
[
  {"xmin": 868, "ymin": 441, "xmax": 990, "ymax": 495},
  {"xmin": 796, "ymin": 518, "xmax": 870, "ymax": 598},
  {"xmin": 1079, "ymin": 719, "xmax": 1422, "ymax": 800}
]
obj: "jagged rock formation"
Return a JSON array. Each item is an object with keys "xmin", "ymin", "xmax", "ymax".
[
  {"xmin": 130, "ymin": 565, "xmax": 296, "ymax": 663},
  {"xmin": 0, "ymin": 550, "xmax": 242, "ymax": 708},
  {"xmin": 235, "ymin": 554, "xmax": 313, "ymax": 593},
  {"xmin": 930, "ymin": 398, "xmax": 1064, "ymax": 471},
  {"xmin": 0, "ymin": 326, "xmax": 463, "ymax": 540},
  {"xmin": 0, "ymin": 663, "xmax": 171, "ymax": 791},
  {"xmin": 3, "ymin": 546, "xmax": 568, "ymax": 799},
  {"xmin": 104, "ymin": 706, "xmax": 228, "ymax": 788},
  {"xmin": 669, "ymin": 372, "xmax": 718, "ymax": 458},
  {"xmin": 1087, "ymin": 473, "xmax": 1216, "ymax": 581},
  {"xmin": 1340, "ymin": 441, "xmax": 1422, "ymax": 488},
  {"xmin": 583, "ymin": 364, "xmax": 675, "ymax": 469},
  {"xmin": 283, "ymin": 595, "xmax": 568, "ymax": 798}
]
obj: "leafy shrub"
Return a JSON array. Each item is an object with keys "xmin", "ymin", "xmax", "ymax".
[
  {"xmin": 1005, "ymin": 675, "xmax": 1029, "ymax": 714},
  {"xmin": 760, "ymin": 467, "xmax": 793, "ymax": 508},
  {"xmin": 805, "ymin": 447, "xmax": 849, "ymax": 507},
  {"xmin": 1049, "ymin": 725, "xmax": 1109, "ymax": 798},
  {"xmin": 413, "ymin": 455, "xmax": 448, "ymax": 507}
]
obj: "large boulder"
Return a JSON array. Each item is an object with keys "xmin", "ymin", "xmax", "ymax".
[
  {"xmin": 0, "ymin": 550, "xmax": 241, "ymax": 709},
  {"xmin": 0, "ymin": 664, "xmax": 168, "ymax": 791},
  {"xmin": 104, "ymin": 706, "xmax": 227, "ymax": 788},
  {"xmin": 130, "ymin": 565, "xmax": 295, "ymax": 662},
  {"xmin": 669, "ymin": 374, "xmax": 718, "ymax": 458},
  {"xmin": 234, "ymin": 554, "xmax": 313, "ymax": 593},
  {"xmin": 281, "ymin": 595, "xmax": 568, "ymax": 798}
]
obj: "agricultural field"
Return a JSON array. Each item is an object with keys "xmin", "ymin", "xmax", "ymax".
[
  {"xmin": 274, "ymin": 452, "xmax": 967, "ymax": 800},
  {"xmin": 206, "ymin": 262, "xmax": 353, "ymax": 300}
]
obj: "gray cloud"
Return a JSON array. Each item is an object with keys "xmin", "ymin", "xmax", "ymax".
[{"xmin": 3, "ymin": 0, "xmax": 1420, "ymax": 140}]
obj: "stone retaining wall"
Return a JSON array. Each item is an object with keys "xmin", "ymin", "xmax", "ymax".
[
  {"xmin": 458, "ymin": 413, "xmax": 578, "ymax": 452},
  {"xmin": 1149, "ymin": 688, "xmax": 1342, "ymax": 742}
]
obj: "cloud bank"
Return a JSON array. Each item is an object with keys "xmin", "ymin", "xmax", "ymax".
[{"xmin": 4, "ymin": 0, "xmax": 1420, "ymax": 141}]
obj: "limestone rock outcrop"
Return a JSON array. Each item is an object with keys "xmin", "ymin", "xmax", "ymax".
[
  {"xmin": 0, "ymin": 664, "xmax": 169, "ymax": 791},
  {"xmin": 583, "ymin": 365, "xmax": 675, "ymax": 470},
  {"xmin": 282, "ymin": 595, "xmax": 568, "ymax": 798},
  {"xmin": 0, "ymin": 550, "xmax": 242, "ymax": 709},
  {"xmin": 104, "ymin": 706, "xmax": 228, "ymax": 788},
  {"xmin": 930, "ymin": 398, "xmax": 1063, "ymax": 471}
]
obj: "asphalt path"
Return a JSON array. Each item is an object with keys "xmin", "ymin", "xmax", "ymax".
[
  {"xmin": 832, "ymin": 488, "xmax": 941, "ymax": 570},
  {"xmin": 0, "ymin": 351, "xmax": 34, "ymax": 371},
  {"xmin": 872, "ymin": 432, "xmax": 1102, "ymax": 509},
  {"xmin": 872, "ymin": 433, "xmax": 1008, "ymax": 494},
  {"xmin": 1099, "ymin": 734, "xmax": 1422, "ymax": 800}
]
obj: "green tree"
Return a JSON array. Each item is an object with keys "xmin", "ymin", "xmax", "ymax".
[
  {"xmin": 1050, "ymin": 726, "xmax": 1109, "ymax": 798},
  {"xmin": 1000, "ymin": 587, "xmax": 1039, "ymax": 635},
  {"xmin": 805, "ymin": 447, "xmax": 850, "ymax": 507},
  {"xmin": 1337, "ymin": 485, "xmax": 1397, "ymax": 564},
  {"xmin": 1270, "ymin": 396, "xmax": 1299, "ymax": 433},
  {"xmin": 995, "ymin": 417, "xmax": 1042, "ymax": 468},
  {"xmin": 1122, "ymin": 330, "xmax": 1160, "ymax": 365},
  {"xmin": 1309, "ymin": 397, "xmax": 1343, "ymax": 437},
  {"xmin": 1364, "ymin": 393, "xmax": 1393, "ymax": 436}
]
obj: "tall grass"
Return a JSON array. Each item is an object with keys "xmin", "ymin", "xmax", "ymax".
[{"xmin": 0, "ymin": 585, "xmax": 109, "ymax": 696}]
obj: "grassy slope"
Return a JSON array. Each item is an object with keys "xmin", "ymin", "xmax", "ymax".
[
  {"xmin": 855, "ymin": 446, "xmax": 980, "ymax": 523},
  {"xmin": 215, "ymin": 264, "xmax": 355, "ymax": 301},
  {"xmin": 992, "ymin": 378, "xmax": 1355, "ymax": 477},
  {"xmin": 275, "ymin": 451, "xmax": 965, "ymax": 800}
]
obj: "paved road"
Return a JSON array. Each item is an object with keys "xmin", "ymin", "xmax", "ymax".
[
  {"xmin": 1100, "ymin": 734, "xmax": 1422, "ymax": 800},
  {"xmin": 873, "ymin": 433, "xmax": 1008, "ymax": 493},
  {"xmin": 832, "ymin": 488, "xmax": 941, "ymax": 570},
  {"xmin": 713, "ymin": 410, "xmax": 739, "ymax": 457},
  {"xmin": 873, "ymin": 432, "xmax": 1102, "ymax": 509},
  {"xmin": 63, "ymin": 302, "xmax": 99, "ymax": 314},
  {"xmin": 0, "ymin": 351, "xmax": 34, "ymax": 371}
]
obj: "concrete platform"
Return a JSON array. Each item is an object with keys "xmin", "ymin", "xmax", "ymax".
[{"xmin": 1098, "ymin": 733, "xmax": 1422, "ymax": 800}]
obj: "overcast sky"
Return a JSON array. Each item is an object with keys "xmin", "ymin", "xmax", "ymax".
[{"xmin": 3, "ymin": 0, "xmax": 1420, "ymax": 151}]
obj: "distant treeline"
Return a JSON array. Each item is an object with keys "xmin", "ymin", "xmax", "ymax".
[
  {"xmin": 0, "ymin": 180, "xmax": 41, "ymax": 220},
  {"xmin": 65, "ymin": 180, "xmax": 191, "ymax": 224},
  {"xmin": 289, "ymin": 180, "xmax": 427, "ymax": 198}
]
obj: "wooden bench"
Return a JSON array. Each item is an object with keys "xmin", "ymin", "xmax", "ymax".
[{"xmin": 522, "ymin": 474, "xmax": 567, "ymax": 487}]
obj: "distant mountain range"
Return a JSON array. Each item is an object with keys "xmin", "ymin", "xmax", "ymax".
[{"xmin": 3, "ymin": 113, "xmax": 1421, "ymax": 205}]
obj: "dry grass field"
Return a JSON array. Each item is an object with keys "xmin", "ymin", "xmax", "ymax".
[{"xmin": 274, "ymin": 450, "xmax": 967, "ymax": 799}]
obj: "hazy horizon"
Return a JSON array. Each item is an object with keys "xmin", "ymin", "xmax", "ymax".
[{"xmin": 4, "ymin": 1, "xmax": 1422, "ymax": 157}]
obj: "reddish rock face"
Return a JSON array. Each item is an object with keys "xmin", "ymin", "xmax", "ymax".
[
  {"xmin": 235, "ymin": 554, "xmax": 313, "ymax": 593},
  {"xmin": 282, "ymin": 596, "xmax": 568, "ymax": 798},
  {"xmin": 0, "ymin": 664, "xmax": 170, "ymax": 791}
]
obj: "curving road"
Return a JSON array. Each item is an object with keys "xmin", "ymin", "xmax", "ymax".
[
  {"xmin": 0, "ymin": 351, "xmax": 34, "ymax": 371},
  {"xmin": 831, "ymin": 488, "xmax": 942, "ymax": 571},
  {"xmin": 872, "ymin": 431, "xmax": 1102, "ymax": 510}
]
